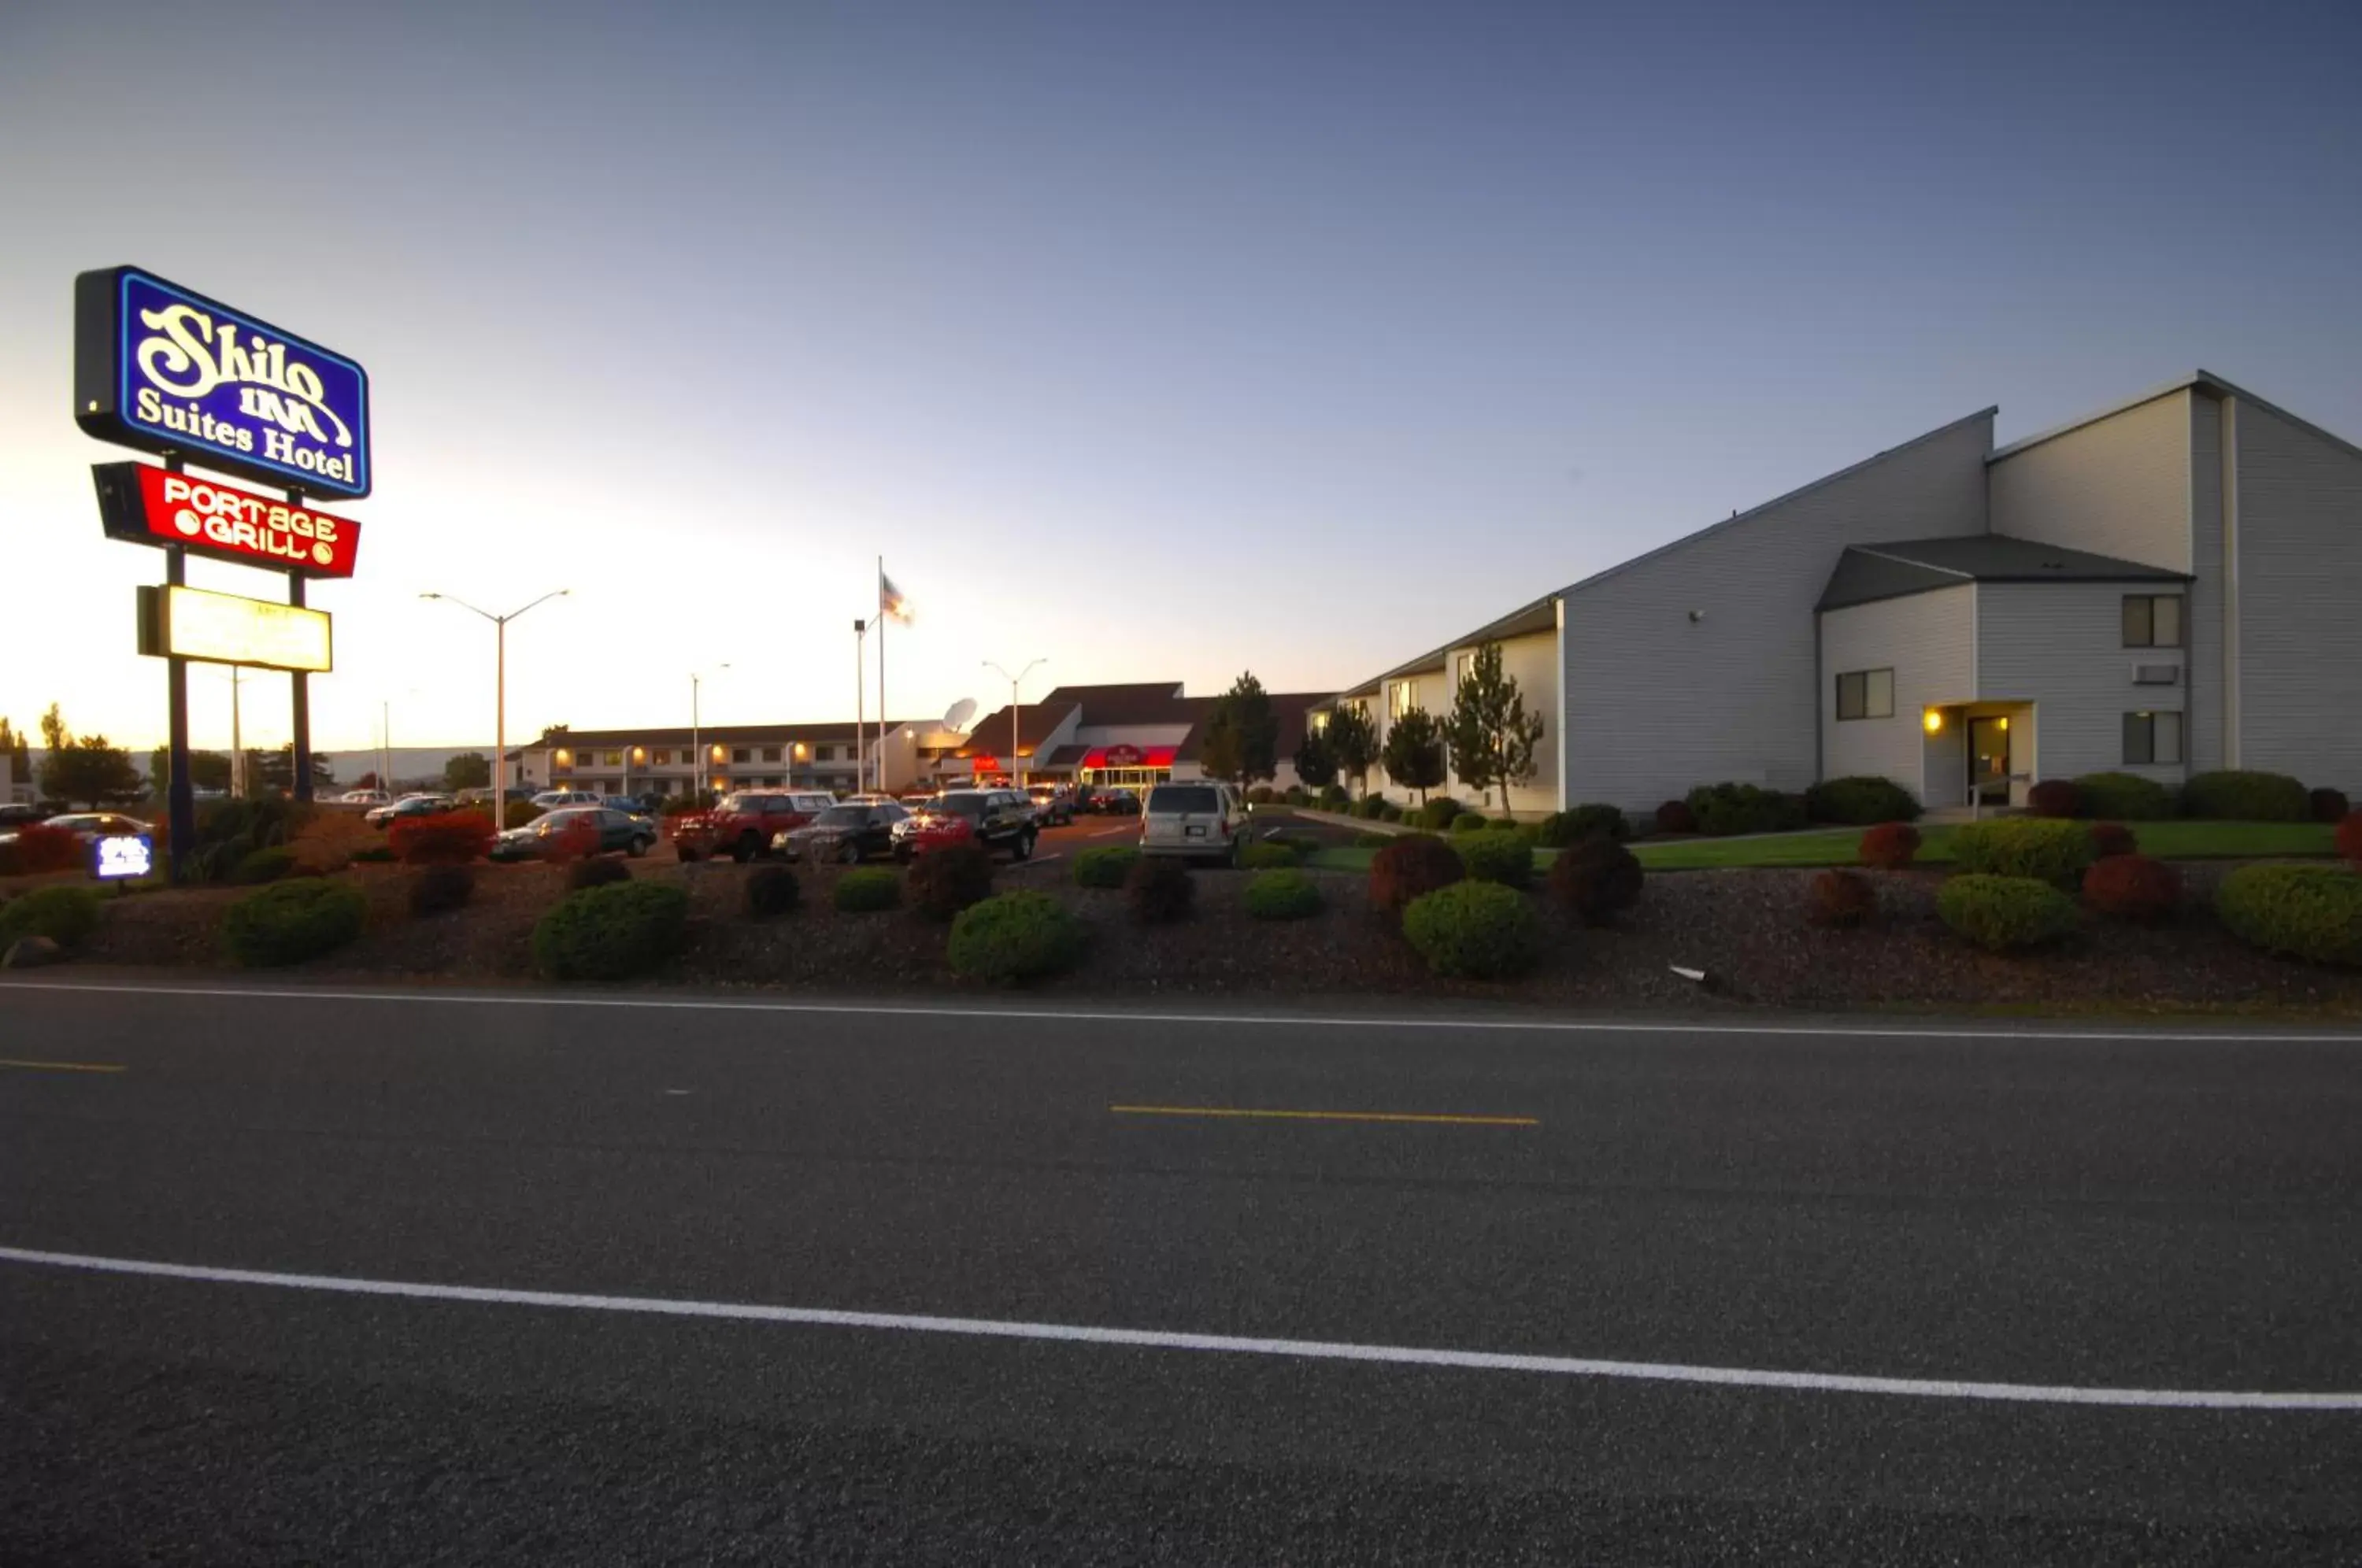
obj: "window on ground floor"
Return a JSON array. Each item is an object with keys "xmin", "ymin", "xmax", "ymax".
[
  {"xmin": 2123, "ymin": 594, "xmax": 2184, "ymax": 648},
  {"xmin": 1834, "ymin": 668, "xmax": 1894, "ymax": 721},
  {"xmin": 2123, "ymin": 710, "xmax": 2183, "ymax": 765}
]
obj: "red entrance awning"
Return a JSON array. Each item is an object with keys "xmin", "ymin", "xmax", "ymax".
[{"xmin": 1081, "ymin": 745, "xmax": 1176, "ymax": 768}]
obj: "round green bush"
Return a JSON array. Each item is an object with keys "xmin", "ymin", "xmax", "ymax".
[
  {"xmin": 405, "ymin": 864, "xmax": 475, "ymax": 917},
  {"xmin": 1124, "ymin": 855, "xmax": 1195, "ymax": 923},
  {"xmin": 1949, "ymin": 819, "xmax": 2096, "ymax": 887},
  {"xmin": 1448, "ymin": 812, "xmax": 1492, "ymax": 836},
  {"xmin": 1243, "ymin": 867, "xmax": 1324, "ymax": 920},
  {"xmin": 231, "ymin": 845, "xmax": 298, "ymax": 885},
  {"xmin": 567, "ymin": 857, "xmax": 631, "ymax": 892},
  {"xmin": 1353, "ymin": 797, "xmax": 1387, "ymax": 819},
  {"xmin": 1072, "ymin": 845, "xmax": 1140, "ymax": 888},
  {"xmin": 1935, "ymin": 874, "xmax": 2079, "ymax": 952},
  {"xmin": 745, "ymin": 864, "xmax": 799, "ymax": 918},
  {"xmin": 531, "ymin": 881, "xmax": 689, "ymax": 981},
  {"xmin": 2072, "ymin": 771, "xmax": 2176, "ymax": 821},
  {"xmin": 833, "ymin": 867, "xmax": 902, "ymax": 913},
  {"xmin": 1401, "ymin": 882, "xmax": 1542, "ymax": 979},
  {"xmin": 2214, "ymin": 864, "xmax": 2362, "ymax": 967},
  {"xmin": 2182, "ymin": 771, "xmax": 2310, "ymax": 822},
  {"xmin": 1804, "ymin": 775, "xmax": 1923, "ymax": 826},
  {"xmin": 1378, "ymin": 803, "xmax": 1404, "ymax": 823},
  {"xmin": 1685, "ymin": 782, "xmax": 1806, "ymax": 837},
  {"xmin": 1417, "ymin": 798, "xmax": 1466, "ymax": 830},
  {"xmin": 1453, "ymin": 830, "xmax": 1533, "ymax": 887},
  {"xmin": 947, "ymin": 890, "xmax": 1087, "ymax": 984},
  {"xmin": 906, "ymin": 841, "xmax": 993, "ymax": 921},
  {"xmin": 1352, "ymin": 831, "xmax": 1392, "ymax": 849},
  {"xmin": 1240, "ymin": 841, "xmax": 1301, "ymax": 870},
  {"xmin": 223, "ymin": 877, "xmax": 367, "ymax": 967},
  {"xmin": 0, "ymin": 886, "xmax": 104, "ymax": 949},
  {"xmin": 1536, "ymin": 804, "xmax": 1627, "ymax": 847}
]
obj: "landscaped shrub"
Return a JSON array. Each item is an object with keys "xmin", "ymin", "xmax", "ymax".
[
  {"xmin": 947, "ymin": 890, "xmax": 1087, "ymax": 984},
  {"xmin": 1546, "ymin": 838, "xmax": 1643, "ymax": 924},
  {"xmin": 537, "ymin": 814, "xmax": 605, "ymax": 864},
  {"xmin": 1378, "ymin": 803, "xmax": 1404, "ymax": 823},
  {"xmin": 223, "ymin": 877, "xmax": 368, "ymax": 967},
  {"xmin": 1243, "ymin": 868, "xmax": 1324, "ymax": 920},
  {"xmin": 1401, "ymin": 882, "xmax": 1542, "ymax": 979},
  {"xmin": 2216, "ymin": 864, "xmax": 2362, "ymax": 967},
  {"xmin": 1807, "ymin": 869, "xmax": 1876, "ymax": 928},
  {"xmin": 745, "ymin": 864, "xmax": 799, "ymax": 918},
  {"xmin": 1536, "ymin": 804, "xmax": 1627, "ymax": 847},
  {"xmin": 1935, "ymin": 875, "xmax": 2079, "ymax": 952},
  {"xmin": 1368, "ymin": 835, "xmax": 1464, "ymax": 914},
  {"xmin": 2081, "ymin": 853, "xmax": 2182, "ymax": 921},
  {"xmin": 1125, "ymin": 855, "xmax": 1195, "ymax": 923},
  {"xmin": 1246, "ymin": 786, "xmax": 1275, "ymax": 805},
  {"xmin": 1453, "ymin": 830, "xmax": 1533, "ymax": 888},
  {"xmin": 406, "ymin": 864, "xmax": 476, "ymax": 917},
  {"xmin": 2026, "ymin": 779, "xmax": 2083, "ymax": 819},
  {"xmin": 531, "ymin": 881, "xmax": 689, "ymax": 980},
  {"xmin": 1418, "ymin": 798, "xmax": 1466, "ymax": 830},
  {"xmin": 1653, "ymin": 799, "xmax": 1697, "ymax": 835},
  {"xmin": 0, "ymin": 823, "xmax": 87, "ymax": 876},
  {"xmin": 287, "ymin": 812, "xmax": 377, "ymax": 875},
  {"xmin": 2074, "ymin": 771, "xmax": 2175, "ymax": 821},
  {"xmin": 2087, "ymin": 821, "xmax": 2138, "ymax": 860},
  {"xmin": 1487, "ymin": 815, "xmax": 1518, "ymax": 832},
  {"xmin": 1353, "ymin": 797, "xmax": 1387, "ymax": 819},
  {"xmin": 1239, "ymin": 841, "xmax": 1300, "ymax": 870},
  {"xmin": 1449, "ymin": 812, "xmax": 1491, "ymax": 837},
  {"xmin": 2312, "ymin": 788, "xmax": 2352, "ymax": 824},
  {"xmin": 2341, "ymin": 811, "xmax": 2362, "ymax": 869},
  {"xmin": 0, "ymin": 886, "xmax": 103, "ymax": 949},
  {"xmin": 388, "ymin": 809, "xmax": 496, "ymax": 866},
  {"xmin": 1857, "ymin": 822, "xmax": 1921, "ymax": 871},
  {"xmin": 1685, "ymin": 782, "xmax": 1806, "ymax": 837},
  {"xmin": 1072, "ymin": 845, "xmax": 1140, "ymax": 888},
  {"xmin": 2182, "ymin": 770, "xmax": 2310, "ymax": 822},
  {"xmin": 231, "ymin": 846, "xmax": 297, "ymax": 885},
  {"xmin": 1353, "ymin": 831, "xmax": 1391, "ymax": 848},
  {"xmin": 352, "ymin": 845, "xmax": 395, "ymax": 864},
  {"xmin": 907, "ymin": 841, "xmax": 993, "ymax": 921},
  {"xmin": 504, "ymin": 800, "xmax": 544, "ymax": 830},
  {"xmin": 833, "ymin": 867, "xmax": 902, "ymax": 913},
  {"xmin": 1805, "ymin": 775, "xmax": 1923, "ymax": 826},
  {"xmin": 1949, "ymin": 819, "xmax": 2096, "ymax": 887},
  {"xmin": 1291, "ymin": 786, "xmax": 1318, "ymax": 808},
  {"xmin": 568, "ymin": 857, "xmax": 632, "ymax": 892}
]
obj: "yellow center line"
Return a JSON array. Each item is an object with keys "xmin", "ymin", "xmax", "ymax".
[
  {"xmin": 0, "ymin": 1058, "xmax": 127, "ymax": 1074},
  {"xmin": 1109, "ymin": 1104, "xmax": 1535, "ymax": 1127}
]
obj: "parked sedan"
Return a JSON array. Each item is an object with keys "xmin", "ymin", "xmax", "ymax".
[
  {"xmin": 3, "ymin": 811, "xmax": 150, "ymax": 847},
  {"xmin": 772, "ymin": 801, "xmax": 909, "ymax": 864},
  {"xmin": 488, "ymin": 806, "xmax": 657, "ymax": 862},
  {"xmin": 365, "ymin": 793, "xmax": 455, "ymax": 828}
]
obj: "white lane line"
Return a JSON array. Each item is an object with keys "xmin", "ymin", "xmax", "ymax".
[
  {"xmin": 4, "ymin": 979, "xmax": 2360, "ymax": 1044},
  {"xmin": 2, "ymin": 1244, "xmax": 2352, "ymax": 1411}
]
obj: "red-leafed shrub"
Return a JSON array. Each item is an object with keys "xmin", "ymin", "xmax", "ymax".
[
  {"xmin": 2082, "ymin": 853, "xmax": 2182, "ymax": 921},
  {"xmin": 387, "ymin": 809, "xmax": 496, "ymax": 866},
  {"xmin": 539, "ymin": 815, "xmax": 605, "ymax": 864},
  {"xmin": 0, "ymin": 823, "xmax": 86, "ymax": 876},
  {"xmin": 1368, "ymin": 835, "xmax": 1464, "ymax": 915},
  {"xmin": 2087, "ymin": 822, "xmax": 2138, "ymax": 860},
  {"xmin": 2310, "ymin": 788, "xmax": 2349, "ymax": 824},
  {"xmin": 1857, "ymin": 822, "xmax": 1920, "ymax": 870},
  {"xmin": 2027, "ymin": 779, "xmax": 2082, "ymax": 819},
  {"xmin": 1653, "ymin": 799, "xmax": 1697, "ymax": 834},
  {"xmin": 1545, "ymin": 838, "xmax": 1643, "ymax": 925},
  {"xmin": 2338, "ymin": 810, "xmax": 2362, "ymax": 869},
  {"xmin": 1808, "ymin": 869, "xmax": 1876, "ymax": 927}
]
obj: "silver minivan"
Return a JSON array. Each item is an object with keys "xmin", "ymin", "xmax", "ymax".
[{"xmin": 1139, "ymin": 782, "xmax": 1248, "ymax": 866}]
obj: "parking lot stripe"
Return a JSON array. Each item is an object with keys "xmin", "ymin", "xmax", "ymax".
[
  {"xmin": 1111, "ymin": 1104, "xmax": 1535, "ymax": 1127},
  {"xmin": 0, "ymin": 1058, "xmax": 126, "ymax": 1074}
]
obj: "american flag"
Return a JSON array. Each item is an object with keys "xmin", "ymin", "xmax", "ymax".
[{"xmin": 879, "ymin": 570, "xmax": 913, "ymax": 624}]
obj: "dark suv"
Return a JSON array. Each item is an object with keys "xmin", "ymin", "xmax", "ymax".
[{"xmin": 895, "ymin": 788, "xmax": 1038, "ymax": 860}]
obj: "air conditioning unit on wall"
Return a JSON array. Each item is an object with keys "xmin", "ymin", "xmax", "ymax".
[{"xmin": 2132, "ymin": 664, "xmax": 2182, "ymax": 686}]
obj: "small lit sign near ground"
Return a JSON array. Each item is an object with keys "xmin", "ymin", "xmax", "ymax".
[
  {"xmin": 76, "ymin": 267, "xmax": 372, "ymax": 497},
  {"xmin": 93, "ymin": 463, "xmax": 362, "ymax": 578},
  {"xmin": 139, "ymin": 583, "xmax": 334, "ymax": 673},
  {"xmin": 94, "ymin": 834, "xmax": 154, "ymax": 881}
]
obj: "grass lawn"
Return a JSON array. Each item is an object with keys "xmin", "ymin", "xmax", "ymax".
[{"xmin": 1305, "ymin": 819, "xmax": 2338, "ymax": 875}]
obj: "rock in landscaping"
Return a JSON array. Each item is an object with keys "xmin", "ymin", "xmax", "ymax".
[{"xmin": 2, "ymin": 935, "xmax": 63, "ymax": 969}]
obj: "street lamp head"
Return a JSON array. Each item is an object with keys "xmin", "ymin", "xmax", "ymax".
[{"xmin": 419, "ymin": 592, "xmax": 442, "ymax": 600}]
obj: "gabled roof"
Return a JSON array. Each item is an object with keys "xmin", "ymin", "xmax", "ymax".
[
  {"xmin": 1818, "ymin": 534, "xmax": 2189, "ymax": 611},
  {"xmin": 1037, "ymin": 682, "xmax": 1188, "ymax": 727},
  {"xmin": 956, "ymin": 702, "xmax": 1078, "ymax": 756},
  {"xmin": 1987, "ymin": 368, "xmax": 2362, "ymax": 465}
]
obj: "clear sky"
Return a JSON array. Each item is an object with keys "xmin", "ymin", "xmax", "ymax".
[{"xmin": 4, "ymin": 0, "xmax": 2356, "ymax": 759}]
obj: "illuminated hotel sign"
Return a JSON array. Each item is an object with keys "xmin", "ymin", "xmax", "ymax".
[
  {"xmin": 93, "ymin": 463, "xmax": 362, "ymax": 578},
  {"xmin": 139, "ymin": 583, "xmax": 334, "ymax": 674},
  {"xmin": 76, "ymin": 267, "xmax": 372, "ymax": 498}
]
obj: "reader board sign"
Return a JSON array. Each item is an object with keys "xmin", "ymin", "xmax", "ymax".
[
  {"xmin": 94, "ymin": 463, "xmax": 362, "ymax": 578},
  {"xmin": 94, "ymin": 834, "xmax": 155, "ymax": 881},
  {"xmin": 138, "ymin": 583, "xmax": 334, "ymax": 674},
  {"xmin": 76, "ymin": 267, "xmax": 372, "ymax": 498}
]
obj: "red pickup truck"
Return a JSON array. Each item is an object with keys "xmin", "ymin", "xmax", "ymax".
[{"xmin": 669, "ymin": 790, "xmax": 835, "ymax": 862}]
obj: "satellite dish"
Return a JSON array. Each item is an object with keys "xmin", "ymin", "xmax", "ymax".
[{"xmin": 942, "ymin": 697, "xmax": 978, "ymax": 733}]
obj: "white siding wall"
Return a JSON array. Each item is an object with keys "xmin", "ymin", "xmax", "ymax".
[
  {"xmin": 1560, "ymin": 412, "xmax": 1994, "ymax": 814},
  {"xmin": 1367, "ymin": 669, "xmax": 1445, "ymax": 804},
  {"xmin": 2234, "ymin": 401, "xmax": 2362, "ymax": 793},
  {"xmin": 1819, "ymin": 585, "xmax": 1976, "ymax": 804},
  {"xmin": 2186, "ymin": 394, "xmax": 2227, "ymax": 771},
  {"xmin": 1441, "ymin": 631, "xmax": 1560, "ymax": 813},
  {"xmin": 1988, "ymin": 390, "xmax": 2193, "ymax": 569},
  {"xmin": 1977, "ymin": 582, "xmax": 2186, "ymax": 786}
]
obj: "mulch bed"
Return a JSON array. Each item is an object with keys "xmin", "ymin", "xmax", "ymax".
[{"xmin": 24, "ymin": 852, "xmax": 2362, "ymax": 1015}]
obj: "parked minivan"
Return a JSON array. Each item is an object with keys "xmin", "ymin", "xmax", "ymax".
[{"xmin": 1138, "ymin": 782, "xmax": 1248, "ymax": 867}]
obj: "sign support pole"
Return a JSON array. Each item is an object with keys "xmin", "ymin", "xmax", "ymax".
[
  {"xmin": 288, "ymin": 585, "xmax": 313, "ymax": 803},
  {"xmin": 160, "ymin": 455, "xmax": 195, "ymax": 884}
]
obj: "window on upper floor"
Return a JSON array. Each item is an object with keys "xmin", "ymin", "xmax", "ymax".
[
  {"xmin": 2123, "ymin": 710, "xmax": 2183, "ymax": 766},
  {"xmin": 602, "ymin": 751, "xmax": 621, "ymax": 767},
  {"xmin": 761, "ymin": 746, "xmax": 781, "ymax": 762},
  {"xmin": 1834, "ymin": 668, "xmax": 1894, "ymax": 721},
  {"xmin": 650, "ymin": 749, "xmax": 671, "ymax": 766},
  {"xmin": 2123, "ymin": 595, "xmax": 2184, "ymax": 649},
  {"xmin": 732, "ymin": 748, "xmax": 751, "ymax": 764},
  {"xmin": 816, "ymin": 745, "xmax": 835, "ymax": 761},
  {"xmin": 1388, "ymin": 680, "xmax": 1420, "ymax": 718}
]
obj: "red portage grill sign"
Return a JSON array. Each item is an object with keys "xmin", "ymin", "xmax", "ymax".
[{"xmin": 91, "ymin": 461, "xmax": 361, "ymax": 578}]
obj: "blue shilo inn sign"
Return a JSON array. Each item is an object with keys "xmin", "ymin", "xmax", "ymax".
[{"xmin": 75, "ymin": 266, "xmax": 372, "ymax": 498}]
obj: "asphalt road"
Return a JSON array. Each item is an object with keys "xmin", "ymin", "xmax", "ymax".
[{"xmin": 3, "ymin": 979, "xmax": 2360, "ymax": 1565}]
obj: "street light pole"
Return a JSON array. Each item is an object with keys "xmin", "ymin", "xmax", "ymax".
[
  {"xmin": 691, "ymin": 663, "xmax": 729, "ymax": 801},
  {"xmin": 983, "ymin": 657, "xmax": 1047, "ymax": 787},
  {"xmin": 420, "ymin": 588, "xmax": 570, "ymax": 813}
]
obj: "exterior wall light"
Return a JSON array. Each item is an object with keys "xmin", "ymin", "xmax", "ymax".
[
  {"xmin": 1923, "ymin": 709, "xmax": 1944, "ymax": 734},
  {"xmin": 1994, "ymin": 716, "xmax": 2008, "ymax": 732}
]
